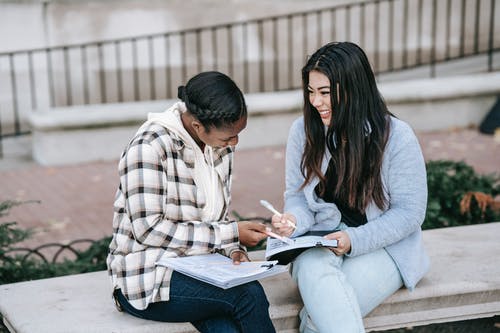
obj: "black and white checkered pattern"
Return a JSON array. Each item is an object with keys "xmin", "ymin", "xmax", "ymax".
[{"xmin": 107, "ymin": 119, "xmax": 242, "ymax": 310}]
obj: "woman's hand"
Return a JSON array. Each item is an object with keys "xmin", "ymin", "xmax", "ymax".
[
  {"xmin": 325, "ymin": 230, "xmax": 351, "ymax": 256},
  {"xmin": 231, "ymin": 250, "xmax": 250, "ymax": 265},
  {"xmin": 237, "ymin": 221, "xmax": 268, "ymax": 247},
  {"xmin": 271, "ymin": 213, "xmax": 296, "ymax": 237}
]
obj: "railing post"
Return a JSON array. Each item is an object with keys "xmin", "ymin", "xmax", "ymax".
[{"xmin": 488, "ymin": 0, "xmax": 496, "ymax": 72}]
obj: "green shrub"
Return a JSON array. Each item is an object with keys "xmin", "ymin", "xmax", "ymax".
[
  {"xmin": 424, "ymin": 160, "xmax": 500, "ymax": 230},
  {"xmin": 0, "ymin": 234, "xmax": 111, "ymax": 285},
  {"xmin": 0, "ymin": 160, "xmax": 499, "ymax": 285},
  {"xmin": 0, "ymin": 200, "xmax": 34, "ymax": 245},
  {"xmin": 0, "ymin": 200, "xmax": 111, "ymax": 284}
]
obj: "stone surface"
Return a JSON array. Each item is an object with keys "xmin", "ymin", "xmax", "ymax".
[
  {"xmin": 1, "ymin": 223, "xmax": 499, "ymax": 333},
  {"xmin": 27, "ymin": 73, "xmax": 500, "ymax": 166}
]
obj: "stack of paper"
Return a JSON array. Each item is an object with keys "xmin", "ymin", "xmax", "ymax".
[{"xmin": 156, "ymin": 253, "xmax": 288, "ymax": 289}]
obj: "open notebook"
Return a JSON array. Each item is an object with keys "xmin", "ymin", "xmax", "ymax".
[{"xmin": 265, "ymin": 230, "xmax": 338, "ymax": 265}]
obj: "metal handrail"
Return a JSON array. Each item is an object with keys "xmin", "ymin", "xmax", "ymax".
[{"xmin": 0, "ymin": 0, "xmax": 498, "ymax": 157}]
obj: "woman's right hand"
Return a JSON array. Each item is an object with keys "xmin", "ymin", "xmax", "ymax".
[
  {"xmin": 237, "ymin": 221, "xmax": 268, "ymax": 247},
  {"xmin": 271, "ymin": 213, "xmax": 296, "ymax": 237}
]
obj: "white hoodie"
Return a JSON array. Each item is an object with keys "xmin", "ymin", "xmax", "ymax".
[{"xmin": 146, "ymin": 101, "xmax": 225, "ymax": 223}]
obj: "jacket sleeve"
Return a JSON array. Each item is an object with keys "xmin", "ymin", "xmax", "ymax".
[
  {"xmin": 345, "ymin": 122, "xmax": 428, "ymax": 257},
  {"xmin": 119, "ymin": 138, "xmax": 239, "ymax": 254},
  {"xmin": 283, "ymin": 118, "xmax": 316, "ymax": 236}
]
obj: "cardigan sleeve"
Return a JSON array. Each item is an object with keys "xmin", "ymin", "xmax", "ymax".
[
  {"xmin": 283, "ymin": 117, "xmax": 316, "ymax": 236},
  {"xmin": 345, "ymin": 120, "xmax": 428, "ymax": 257}
]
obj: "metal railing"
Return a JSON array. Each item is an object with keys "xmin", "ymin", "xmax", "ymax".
[
  {"xmin": 3, "ymin": 238, "xmax": 103, "ymax": 265},
  {"xmin": 0, "ymin": 0, "xmax": 499, "ymax": 157}
]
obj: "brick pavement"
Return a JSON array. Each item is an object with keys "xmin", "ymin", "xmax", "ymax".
[{"xmin": 0, "ymin": 128, "xmax": 498, "ymax": 249}]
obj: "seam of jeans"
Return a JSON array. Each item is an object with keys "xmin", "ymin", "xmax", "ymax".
[{"xmin": 168, "ymin": 294, "xmax": 235, "ymax": 309}]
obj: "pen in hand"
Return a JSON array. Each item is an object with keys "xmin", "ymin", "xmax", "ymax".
[
  {"xmin": 259, "ymin": 200, "xmax": 297, "ymax": 230},
  {"xmin": 264, "ymin": 227, "xmax": 294, "ymax": 245}
]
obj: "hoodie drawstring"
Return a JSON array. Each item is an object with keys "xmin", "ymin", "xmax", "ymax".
[{"xmin": 206, "ymin": 146, "xmax": 218, "ymax": 220}]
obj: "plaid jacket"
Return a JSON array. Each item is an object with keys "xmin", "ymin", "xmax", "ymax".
[{"xmin": 107, "ymin": 109, "xmax": 242, "ymax": 310}]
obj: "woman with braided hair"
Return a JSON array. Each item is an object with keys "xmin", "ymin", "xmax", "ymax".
[
  {"xmin": 107, "ymin": 71, "xmax": 276, "ymax": 332},
  {"xmin": 270, "ymin": 42, "xmax": 429, "ymax": 332}
]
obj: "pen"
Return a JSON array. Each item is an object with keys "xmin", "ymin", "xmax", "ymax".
[
  {"xmin": 264, "ymin": 227, "xmax": 295, "ymax": 245},
  {"xmin": 259, "ymin": 200, "xmax": 297, "ymax": 230}
]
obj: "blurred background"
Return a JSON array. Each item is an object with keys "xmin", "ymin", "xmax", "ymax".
[
  {"xmin": 0, "ymin": 0, "xmax": 499, "ymax": 248},
  {"xmin": 0, "ymin": 0, "xmax": 499, "ymax": 331}
]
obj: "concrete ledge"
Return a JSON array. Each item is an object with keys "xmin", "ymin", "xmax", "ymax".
[
  {"xmin": 363, "ymin": 221, "xmax": 500, "ymax": 331},
  {"xmin": 28, "ymin": 72, "xmax": 500, "ymax": 165},
  {"xmin": 381, "ymin": 72, "xmax": 500, "ymax": 131},
  {"xmin": 1, "ymin": 222, "xmax": 499, "ymax": 333},
  {"xmin": 28, "ymin": 90, "xmax": 302, "ymax": 166},
  {"xmin": 29, "ymin": 91, "xmax": 303, "ymax": 131}
]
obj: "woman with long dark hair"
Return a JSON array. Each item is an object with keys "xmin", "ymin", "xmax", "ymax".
[
  {"xmin": 271, "ymin": 42, "xmax": 429, "ymax": 332},
  {"xmin": 108, "ymin": 71, "xmax": 276, "ymax": 332}
]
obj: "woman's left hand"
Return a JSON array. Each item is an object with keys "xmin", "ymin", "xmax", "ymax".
[
  {"xmin": 231, "ymin": 250, "xmax": 250, "ymax": 265},
  {"xmin": 324, "ymin": 231, "xmax": 351, "ymax": 256}
]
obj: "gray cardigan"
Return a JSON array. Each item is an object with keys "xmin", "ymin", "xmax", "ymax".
[{"xmin": 284, "ymin": 116, "xmax": 430, "ymax": 290}]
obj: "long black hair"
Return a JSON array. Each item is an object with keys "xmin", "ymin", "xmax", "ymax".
[
  {"xmin": 178, "ymin": 71, "xmax": 247, "ymax": 131},
  {"xmin": 301, "ymin": 42, "xmax": 392, "ymax": 212}
]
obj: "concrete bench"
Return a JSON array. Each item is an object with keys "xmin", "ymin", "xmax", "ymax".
[{"xmin": 1, "ymin": 222, "xmax": 499, "ymax": 333}]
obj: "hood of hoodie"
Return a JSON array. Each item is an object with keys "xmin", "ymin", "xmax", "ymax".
[{"xmin": 146, "ymin": 101, "xmax": 225, "ymax": 223}]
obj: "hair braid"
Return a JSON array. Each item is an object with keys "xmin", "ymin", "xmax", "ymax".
[{"xmin": 177, "ymin": 71, "xmax": 247, "ymax": 130}]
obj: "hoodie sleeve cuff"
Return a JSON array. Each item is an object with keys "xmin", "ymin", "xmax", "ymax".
[
  {"xmin": 344, "ymin": 228, "xmax": 360, "ymax": 257},
  {"xmin": 227, "ymin": 246, "xmax": 249, "ymax": 259},
  {"xmin": 218, "ymin": 221, "xmax": 239, "ymax": 249},
  {"xmin": 287, "ymin": 206, "xmax": 314, "ymax": 237}
]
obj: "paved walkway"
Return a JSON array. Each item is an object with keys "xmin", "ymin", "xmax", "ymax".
[{"xmin": 0, "ymin": 128, "xmax": 499, "ymax": 249}]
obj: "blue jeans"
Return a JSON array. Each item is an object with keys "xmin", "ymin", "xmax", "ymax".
[
  {"xmin": 291, "ymin": 245, "xmax": 403, "ymax": 333},
  {"xmin": 114, "ymin": 271, "xmax": 276, "ymax": 333}
]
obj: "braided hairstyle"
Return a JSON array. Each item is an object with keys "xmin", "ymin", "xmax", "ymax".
[{"xmin": 177, "ymin": 71, "xmax": 247, "ymax": 131}]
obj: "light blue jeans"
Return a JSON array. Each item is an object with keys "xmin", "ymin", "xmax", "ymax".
[{"xmin": 291, "ymin": 236, "xmax": 403, "ymax": 333}]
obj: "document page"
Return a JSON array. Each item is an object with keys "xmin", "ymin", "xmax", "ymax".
[
  {"xmin": 156, "ymin": 253, "xmax": 288, "ymax": 289},
  {"xmin": 265, "ymin": 231, "xmax": 338, "ymax": 265}
]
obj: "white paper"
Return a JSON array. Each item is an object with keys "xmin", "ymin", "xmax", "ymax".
[
  {"xmin": 156, "ymin": 253, "xmax": 288, "ymax": 289},
  {"xmin": 265, "ymin": 233, "xmax": 338, "ymax": 261}
]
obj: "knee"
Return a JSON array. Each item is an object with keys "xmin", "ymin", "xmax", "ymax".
[
  {"xmin": 292, "ymin": 248, "xmax": 339, "ymax": 282},
  {"xmin": 239, "ymin": 281, "xmax": 270, "ymax": 309}
]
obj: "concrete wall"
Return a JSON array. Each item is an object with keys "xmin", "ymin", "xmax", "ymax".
[
  {"xmin": 0, "ymin": 0, "xmax": 354, "ymax": 133},
  {"xmin": 0, "ymin": 0, "xmax": 350, "ymax": 52},
  {"xmin": 28, "ymin": 72, "xmax": 500, "ymax": 166},
  {"xmin": 2, "ymin": 0, "xmax": 500, "ymax": 166},
  {"xmin": 1, "ymin": 0, "xmax": 497, "ymax": 131}
]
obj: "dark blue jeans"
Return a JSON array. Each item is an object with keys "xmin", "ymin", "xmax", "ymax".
[{"xmin": 114, "ymin": 271, "xmax": 276, "ymax": 333}]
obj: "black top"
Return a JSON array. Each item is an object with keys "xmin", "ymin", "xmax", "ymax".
[{"xmin": 315, "ymin": 159, "xmax": 367, "ymax": 227}]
